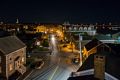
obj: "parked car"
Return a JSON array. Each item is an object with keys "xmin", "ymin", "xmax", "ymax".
[
  {"xmin": 72, "ymin": 58, "xmax": 80, "ymax": 64},
  {"xmin": 35, "ymin": 61, "xmax": 44, "ymax": 69},
  {"xmin": 30, "ymin": 60, "xmax": 44, "ymax": 69}
]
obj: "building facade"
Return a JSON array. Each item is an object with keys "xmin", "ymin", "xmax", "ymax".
[
  {"xmin": 0, "ymin": 36, "xmax": 26, "ymax": 80},
  {"xmin": 63, "ymin": 23, "xmax": 96, "ymax": 36}
]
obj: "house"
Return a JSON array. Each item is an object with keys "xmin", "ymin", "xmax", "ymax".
[
  {"xmin": 73, "ymin": 34, "xmax": 115, "ymax": 52},
  {"xmin": 82, "ymin": 39, "xmax": 111, "ymax": 61},
  {"xmin": 0, "ymin": 29, "xmax": 10, "ymax": 38},
  {"xmin": 68, "ymin": 42, "xmax": 120, "ymax": 80},
  {"xmin": 0, "ymin": 36, "xmax": 26, "ymax": 80},
  {"xmin": 34, "ymin": 25, "xmax": 46, "ymax": 33},
  {"xmin": 65, "ymin": 24, "xmax": 96, "ymax": 36},
  {"xmin": 68, "ymin": 44, "xmax": 120, "ymax": 80}
]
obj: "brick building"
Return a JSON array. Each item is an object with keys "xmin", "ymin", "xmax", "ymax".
[{"xmin": 0, "ymin": 36, "xmax": 26, "ymax": 80}]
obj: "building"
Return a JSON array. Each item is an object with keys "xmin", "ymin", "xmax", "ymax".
[
  {"xmin": 112, "ymin": 32, "xmax": 120, "ymax": 43},
  {"xmin": 34, "ymin": 25, "xmax": 46, "ymax": 33},
  {"xmin": 68, "ymin": 43, "xmax": 120, "ymax": 80},
  {"xmin": 73, "ymin": 34, "xmax": 115, "ymax": 54},
  {"xmin": 82, "ymin": 39, "xmax": 111, "ymax": 61},
  {"xmin": 0, "ymin": 36, "xmax": 26, "ymax": 80},
  {"xmin": 93, "ymin": 34, "xmax": 115, "ymax": 43},
  {"xmin": 63, "ymin": 23, "xmax": 96, "ymax": 36},
  {"xmin": 74, "ymin": 34, "xmax": 115, "ymax": 44}
]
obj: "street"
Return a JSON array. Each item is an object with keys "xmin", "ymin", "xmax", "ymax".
[{"xmin": 25, "ymin": 34, "xmax": 80, "ymax": 80}]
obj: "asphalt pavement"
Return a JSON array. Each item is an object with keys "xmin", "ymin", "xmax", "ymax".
[{"xmin": 25, "ymin": 34, "xmax": 80, "ymax": 80}]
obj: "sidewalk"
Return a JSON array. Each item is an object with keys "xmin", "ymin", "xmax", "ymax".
[{"xmin": 17, "ymin": 68, "xmax": 34, "ymax": 80}]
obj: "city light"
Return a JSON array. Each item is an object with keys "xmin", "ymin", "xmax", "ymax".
[
  {"xmin": 1, "ymin": 0, "xmax": 120, "ymax": 79},
  {"xmin": 51, "ymin": 35, "xmax": 55, "ymax": 42}
]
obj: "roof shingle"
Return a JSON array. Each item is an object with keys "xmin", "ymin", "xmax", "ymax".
[
  {"xmin": 85, "ymin": 39, "xmax": 102, "ymax": 51},
  {"xmin": 0, "ymin": 36, "xmax": 26, "ymax": 55}
]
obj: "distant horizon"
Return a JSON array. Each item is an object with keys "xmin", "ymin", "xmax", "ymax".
[
  {"xmin": 0, "ymin": 17, "xmax": 120, "ymax": 24},
  {"xmin": 1, "ymin": 21, "xmax": 120, "ymax": 25}
]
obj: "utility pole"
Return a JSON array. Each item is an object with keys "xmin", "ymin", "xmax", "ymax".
[
  {"xmin": 71, "ymin": 36, "xmax": 74, "ymax": 53},
  {"xmin": 48, "ymin": 34, "xmax": 52, "ymax": 55},
  {"xmin": 79, "ymin": 34, "xmax": 82, "ymax": 66}
]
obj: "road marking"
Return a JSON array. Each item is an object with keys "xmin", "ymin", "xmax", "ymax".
[
  {"xmin": 48, "ymin": 58, "xmax": 60, "ymax": 80},
  {"xmin": 48, "ymin": 66, "xmax": 59, "ymax": 80}
]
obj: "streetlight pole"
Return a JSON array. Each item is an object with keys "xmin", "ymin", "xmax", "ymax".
[
  {"xmin": 48, "ymin": 34, "xmax": 52, "ymax": 55},
  {"xmin": 71, "ymin": 36, "xmax": 74, "ymax": 53},
  {"xmin": 79, "ymin": 34, "xmax": 82, "ymax": 66}
]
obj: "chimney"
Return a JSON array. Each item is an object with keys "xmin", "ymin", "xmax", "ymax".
[{"xmin": 94, "ymin": 55, "xmax": 105, "ymax": 80}]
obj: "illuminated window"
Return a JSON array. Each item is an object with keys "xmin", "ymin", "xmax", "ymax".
[
  {"xmin": 22, "ymin": 57, "xmax": 24, "ymax": 63},
  {"xmin": 84, "ymin": 27, "xmax": 87, "ymax": 30},
  {"xmin": 9, "ymin": 64, "xmax": 13, "ymax": 71}
]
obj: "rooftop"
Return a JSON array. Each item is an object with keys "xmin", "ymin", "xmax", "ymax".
[
  {"xmin": 77, "ymin": 51, "xmax": 120, "ymax": 79},
  {"xmin": 0, "ymin": 36, "xmax": 26, "ymax": 55},
  {"xmin": 68, "ymin": 75, "xmax": 99, "ymax": 80},
  {"xmin": 93, "ymin": 34, "xmax": 112, "ymax": 40},
  {"xmin": 85, "ymin": 39, "xmax": 102, "ymax": 51}
]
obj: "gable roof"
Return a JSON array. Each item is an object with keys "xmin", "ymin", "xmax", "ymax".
[
  {"xmin": 0, "ymin": 36, "xmax": 26, "ymax": 55},
  {"xmin": 112, "ymin": 32, "xmax": 120, "ymax": 38},
  {"xmin": 85, "ymin": 39, "xmax": 102, "ymax": 51},
  {"xmin": 93, "ymin": 34, "xmax": 112, "ymax": 40},
  {"xmin": 77, "ymin": 52, "xmax": 120, "ymax": 79}
]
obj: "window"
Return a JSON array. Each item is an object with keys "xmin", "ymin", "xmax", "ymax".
[
  {"xmin": 96, "ymin": 56, "xmax": 98, "ymax": 58},
  {"xmin": 84, "ymin": 27, "xmax": 87, "ymax": 30},
  {"xmin": 100, "ymin": 57, "xmax": 103, "ymax": 59},
  {"xmin": 88, "ymin": 27, "xmax": 92, "ymax": 30},
  {"xmin": 79, "ymin": 27, "xmax": 83, "ymax": 30},
  {"xmin": 9, "ymin": 64, "xmax": 13, "ymax": 71},
  {"xmin": 22, "ymin": 57, "xmax": 24, "ymax": 63},
  {"xmin": 10, "ymin": 58, "xmax": 12, "ymax": 60}
]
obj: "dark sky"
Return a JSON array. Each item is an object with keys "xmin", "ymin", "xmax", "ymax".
[{"xmin": 0, "ymin": 0, "xmax": 120, "ymax": 23}]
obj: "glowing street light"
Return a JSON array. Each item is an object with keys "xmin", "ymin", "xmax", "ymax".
[
  {"xmin": 51, "ymin": 35, "xmax": 55, "ymax": 40},
  {"xmin": 51, "ymin": 35, "xmax": 56, "ymax": 44}
]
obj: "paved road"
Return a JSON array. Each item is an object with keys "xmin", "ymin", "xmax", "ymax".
[{"xmin": 25, "ymin": 34, "xmax": 80, "ymax": 80}]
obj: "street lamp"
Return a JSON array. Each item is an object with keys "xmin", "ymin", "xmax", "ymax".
[{"xmin": 51, "ymin": 35, "xmax": 55, "ymax": 43}]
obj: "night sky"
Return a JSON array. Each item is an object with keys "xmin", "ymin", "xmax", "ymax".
[{"xmin": 0, "ymin": 0, "xmax": 120, "ymax": 23}]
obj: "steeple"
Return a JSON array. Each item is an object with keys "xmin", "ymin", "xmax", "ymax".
[{"xmin": 16, "ymin": 18, "xmax": 19, "ymax": 24}]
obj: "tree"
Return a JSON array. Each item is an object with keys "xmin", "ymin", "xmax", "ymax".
[{"xmin": 41, "ymin": 39, "xmax": 49, "ymax": 47}]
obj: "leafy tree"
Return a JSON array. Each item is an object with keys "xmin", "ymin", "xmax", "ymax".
[{"xmin": 41, "ymin": 39, "xmax": 49, "ymax": 47}]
